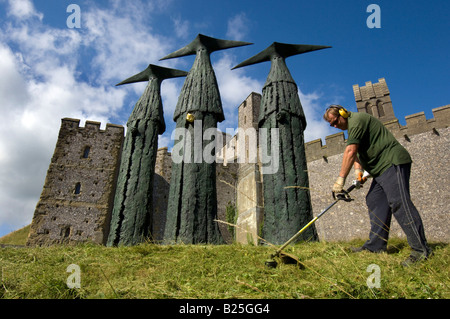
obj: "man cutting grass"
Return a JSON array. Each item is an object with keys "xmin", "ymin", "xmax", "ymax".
[{"xmin": 323, "ymin": 105, "xmax": 432, "ymax": 266}]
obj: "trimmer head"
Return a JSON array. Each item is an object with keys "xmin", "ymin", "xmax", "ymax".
[
  {"xmin": 265, "ymin": 252, "xmax": 305, "ymax": 269},
  {"xmin": 265, "ymin": 259, "xmax": 278, "ymax": 268},
  {"xmin": 264, "ymin": 181, "xmax": 363, "ymax": 270}
]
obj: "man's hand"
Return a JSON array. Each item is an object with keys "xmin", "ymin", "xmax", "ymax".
[
  {"xmin": 354, "ymin": 168, "xmax": 370, "ymax": 189},
  {"xmin": 332, "ymin": 176, "xmax": 345, "ymax": 193},
  {"xmin": 354, "ymin": 168, "xmax": 364, "ymax": 189},
  {"xmin": 355, "ymin": 168, "xmax": 364, "ymax": 182}
]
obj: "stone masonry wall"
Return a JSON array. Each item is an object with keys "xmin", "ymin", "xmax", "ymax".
[
  {"xmin": 27, "ymin": 118, "xmax": 124, "ymax": 246},
  {"xmin": 26, "ymin": 99, "xmax": 449, "ymax": 245},
  {"xmin": 307, "ymin": 107, "xmax": 449, "ymax": 243}
]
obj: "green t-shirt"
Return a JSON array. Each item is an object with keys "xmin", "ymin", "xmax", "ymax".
[{"xmin": 347, "ymin": 112, "xmax": 411, "ymax": 177}]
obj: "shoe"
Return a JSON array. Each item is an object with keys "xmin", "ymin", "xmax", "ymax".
[
  {"xmin": 401, "ymin": 252, "xmax": 430, "ymax": 267},
  {"xmin": 349, "ymin": 246, "xmax": 386, "ymax": 253},
  {"xmin": 349, "ymin": 246, "xmax": 368, "ymax": 253}
]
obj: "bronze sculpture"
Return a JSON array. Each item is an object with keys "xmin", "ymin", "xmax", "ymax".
[
  {"xmin": 233, "ymin": 42, "xmax": 331, "ymax": 244},
  {"xmin": 162, "ymin": 34, "xmax": 252, "ymax": 244},
  {"xmin": 107, "ymin": 64, "xmax": 188, "ymax": 246}
]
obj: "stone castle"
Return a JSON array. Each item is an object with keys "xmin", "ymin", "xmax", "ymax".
[{"xmin": 27, "ymin": 78, "xmax": 450, "ymax": 246}]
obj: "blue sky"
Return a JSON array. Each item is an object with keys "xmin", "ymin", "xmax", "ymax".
[{"xmin": 0, "ymin": 0, "xmax": 449, "ymax": 237}]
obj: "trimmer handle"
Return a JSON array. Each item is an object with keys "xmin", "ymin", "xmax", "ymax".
[
  {"xmin": 332, "ymin": 184, "xmax": 356, "ymax": 202},
  {"xmin": 356, "ymin": 171, "xmax": 371, "ymax": 187}
]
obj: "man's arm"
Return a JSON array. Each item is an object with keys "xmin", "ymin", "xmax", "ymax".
[
  {"xmin": 339, "ymin": 144, "xmax": 359, "ymax": 179},
  {"xmin": 354, "ymin": 156, "xmax": 363, "ymax": 170},
  {"xmin": 332, "ymin": 143, "xmax": 359, "ymax": 194}
]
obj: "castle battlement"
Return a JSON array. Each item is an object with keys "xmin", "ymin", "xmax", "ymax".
[
  {"xmin": 61, "ymin": 118, "xmax": 124, "ymax": 134},
  {"xmin": 305, "ymin": 104, "xmax": 450, "ymax": 162},
  {"xmin": 27, "ymin": 78, "xmax": 450, "ymax": 246},
  {"xmin": 353, "ymin": 78, "xmax": 390, "ymax": 101}
]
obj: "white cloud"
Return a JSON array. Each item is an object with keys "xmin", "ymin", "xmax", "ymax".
[
  {"xmin": 0, "ymin": 45, "xmax": 30, "ymax": 108},
  {"xmin": 214, "ymin": 53, "xmax": 262, "ymax": 106},
  {"xmin": 0, "ymin": 39, "xmax": 128, "ymax": 230},
  {"xmin": 160, "ymin": 78, "xmax": 184, "ymax": 116},
  {"xmin": 299, "ymin": 89, "xmax": 337, "ymax": 143},
  {"xmin": 83, "ymin": 5, "xmax": 172, "ymax": 85},
  {"xmin": 173, "ymin": 17, "xmax": 190, "ymax": 39},
  {"xmin": 0, "ymin": 1, "xmax": 178, "ymax": 234},
  {"xmin": 6, "ymin": 0, "xmax": 43, "ymax": 20},
  {"xmin": 226, "ymin": 12, "xmax": 250, "ymax": 41},
  {"xmin": 213, "ymin": 52, "xmax": 263, "ymax": 130}
]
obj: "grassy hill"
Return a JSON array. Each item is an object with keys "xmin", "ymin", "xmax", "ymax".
[
  {"xmin": 0, "ymin": 238, "xmax": 448, "ymax": 299},
  {"xmin": 0, "ymin": 225, "xmax": 30, "ymax": 246}
]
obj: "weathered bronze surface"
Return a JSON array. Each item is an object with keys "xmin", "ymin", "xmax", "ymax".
[
  {"xmin": 234, "ymin": 42, "xmax": 330, "ymax": 244},
  {"xmin": 107, "ymin": 64, "xmax": 187, "ymax": 246},
  {"xmin": 162, "ymin": 34, "xmax": 252, "ymax": 244}
]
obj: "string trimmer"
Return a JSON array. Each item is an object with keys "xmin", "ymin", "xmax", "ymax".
[{"xmin": 265, "ymin": 175, "xmax": 368, "ymax": 269}]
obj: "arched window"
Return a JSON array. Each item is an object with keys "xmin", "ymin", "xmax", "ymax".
[
  {"xmin": 376, "ymin": 100, "xmax": 385, "ymax": 117},
  {"xmin": 365, "ymin": 102, "xmax": 373, "ymax": 115}
]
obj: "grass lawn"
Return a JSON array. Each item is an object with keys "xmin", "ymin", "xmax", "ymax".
[{"xmin": 1, "ymin": 238, "xmax": 448, "ymax": 299}]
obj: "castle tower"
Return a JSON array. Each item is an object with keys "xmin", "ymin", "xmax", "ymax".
[
  {"xmin": 353, "ymin": 78, "xmax": 396, "ymax": 123},
  {"xmin": 27, "ymin": 118, "xmax": 124, "ymax": 246},
  {"xmin": 235, "ymin": 92, "xmax": 264, "ymax": 244}
]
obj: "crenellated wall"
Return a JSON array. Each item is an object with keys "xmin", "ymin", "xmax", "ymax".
[
  {"xmin": 305, "ymin": 104, "xmax": 450, "ymax": 162},
  {"xmin": 27, "ymin": 81, "xmax": 450, "ymax": 246}
]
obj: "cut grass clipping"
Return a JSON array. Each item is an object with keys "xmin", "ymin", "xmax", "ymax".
[{"xmin": 1, "ymin": 239, "xmax": 448, "ymax": 299}]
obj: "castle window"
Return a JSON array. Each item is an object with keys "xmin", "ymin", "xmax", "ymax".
[
  {"xmin": 365, "ymin": 102, "xmax": 373, "ymax": 115},
  {"xmin": 61, "ymin": 226, "xmax": 71, "ymax": 238},
  {"xmin": 376, "ymin": 101, "xmax": 385, "ymax": 117},
  {"xmin": 82, "ymin": 146, "xmax": 90, "ymax": 158},
  {"xmin": 74, "ymin": 182, "xmax": 81, "ymax": 194}
]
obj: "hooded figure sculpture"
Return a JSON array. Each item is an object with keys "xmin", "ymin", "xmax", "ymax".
[
  {"xmin": 233, "ymin": 42, "xmax": 331, "ymax": 244},
  {"xmin": 107, "ymin": 64, "xmax": 188, "ymax": 246},
  {"xmin": 162, "ymin": 34, "xmax": 252, "ymax": 244}
]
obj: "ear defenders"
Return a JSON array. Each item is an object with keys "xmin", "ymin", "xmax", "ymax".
[{"xmin": 329, "ymin": 104, "xmax": 350, "ymax": 118}]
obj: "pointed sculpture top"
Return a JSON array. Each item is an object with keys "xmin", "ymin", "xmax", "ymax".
[
  {"xmin": 116, "ymin": 64, "xmax": 188, "ymax": 86},
  {"xmin": 159, "ymin": 34, "xmax": 252, "ymax": 60},
  {"xmin": 232, "ymin": 42, "xmax": 331, "ymax": 69}
]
